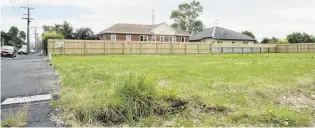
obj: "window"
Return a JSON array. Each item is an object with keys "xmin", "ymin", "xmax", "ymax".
[
  {"xmin": 217, "ymin": 41, "xmax": 223, "ymax": 43},
  {"xmin": 139, "ymin": 35, "xmax": 148, "ymax": 41},
  {"xmin": 243, "ymin": 42, "xmax": 248, "ymax": 44},
  {"xmin": 181, "ymin": 37, "xmax": 185, "ymax": 42},
  {"xmin": 152, "ymin": 36, "xmax": 156, "ymax": 41},
  {"xmin": 232, "ymin": 42, "xmax": 235, "ymax": 44},
  {"xmin": 126, "ymin": 35, "xmax": 131, "ymax": 41},
  {"xmin": 111, "ymin": 34, "xmax": 116, "ymax": 41},
  {"xmin": 160, "ymin": 36, "xmax": 164, "ymax": 42},
  {"xmin": 168, "ymin": 36, "xmax": 176, "ymax": 42}
]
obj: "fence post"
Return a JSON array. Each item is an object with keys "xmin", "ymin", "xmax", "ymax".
[
  {"xmin": 267, "ymin": 47, "xmax": 269, "ymax": 53},
  {"xmin": 104, "ymin": 40, "xmax": 106, "ymax": 54},
  {"xmin": 52, "ymin": 40, "xmax": 55, "ymax": 55},
  {"xmin": 275, "ymin": 45, "xmax": 278, "ymax": 53},
  {"xmin": 62, "ymin": 43, "xmax": 65, "ymax": 55},
  {"xmin": 221, "ymin": 47, "xmax": 223, "ymax": 53},
  {"xmin": 286, "ymin": 46, "xmax": 288, "ymax": 53},
  {"xmin": 198, "ymin": 43, "xmax": 200, "ymax": 54},
  {"xmin": 185, "ymin": 43, "xmax": 187, "ymax": 54},
  {"xmin": 260, "ymin": 47, "xmax": 261, "ymax": 54},
  {"xmin": 156, "ymin": 43, "xmax": 158, "ymax": 54},
  {"xmin": 308, "ymin": 44, "xmax": 310, "ymax": 53},
  {"xmin": 210, "ymin": 43, "xmax": 212, "ymax": 53},
  {"xmin": 140, "ymin": 42, "xmax": 142, "ymax": 55},
  {"xmin": 232, "ymin": 47, "xmax": 234, "ymax": 53},
  {"xmin": 296, "ymin": 44, "xmax": 299, "ymax": 53},
  {"xmin": 84, "ymin": 40, "xmax": 86, "ymax": 56},
  {"xmin": 123, "ymin": 42, "xmax": 125, "ymax": 54},
  {"xmin": 242, "ymin": 47, "xmax": 244, "ymax": 54},
  {"xmin": 251, "ymin": 47, "xmax": 253, "ymax": 54},
  {"xmin": 170, "ymin": 42, "xmax": 173, "ymax": 54}
]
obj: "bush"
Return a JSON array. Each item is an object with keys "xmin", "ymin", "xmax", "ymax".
[
  {"xmin": 115, "ymin": 73, "xmax": 166, "ymax": 124},
  {"xmin": 41, "ymin": 31, "xmax": 64, "ymax": 55}
]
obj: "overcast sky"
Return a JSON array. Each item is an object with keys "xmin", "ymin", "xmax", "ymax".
[{"xmin": 1, "ymin": 0, "xmax": 315, "ymax": 42}]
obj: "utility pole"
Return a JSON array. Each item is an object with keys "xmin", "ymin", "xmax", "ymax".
[
  {"xmin": 152, "ymin": 10, "xmax": 155, "ymax": 25},
  {"xmin": 21, "ymin": 6, "xmax": 34, "ymax": 55},
  {"xmin": 32, "ymin": 27, "xmax": 38, "ymax": 52}
]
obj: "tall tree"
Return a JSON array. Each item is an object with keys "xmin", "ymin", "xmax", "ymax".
[
  {"xmin": 74, "ymin": 27, "xmax": 95, "ymax": 40},
  {"xmin": 19, "ymin": 31, "xmax": 26, "ymax": 40},
  {"xmin": 60, "ymin": 21, "xmax": 74, "ymax": 39},
  {"xmin": 8, "ymin": 26, "xmax": 19, "ymax": 37},
  {"xmin": 261, "ymin": 37, "xmax": 270, "ymax": 44},
  {"xmin": 170, "ymin": 0, "xmax": 204, "ymax": 34},
  {"xmin": 312, "ymin": 36, "xmax": 315, "ymax": 42},
  {"xmin": 287, "ymin": 32, "xmax": 313, "ymax": 43},
  {"xmin": 1, "ymin": 31, "xmax": 11, "ymax": 44},
  {"xmin": 269, "ymin": 37, "xmax": 279, "ymax": 44},
  {"xmin": 42, "ymin": 21, "xmax": 74, "ymax": 39},
  {"xmin": 241, "ymin": 31, "xmax": 255, "ymax": 39},
  {"xmin": 1, "ymin": 27, "xmax": 25, "ymax": 48}
]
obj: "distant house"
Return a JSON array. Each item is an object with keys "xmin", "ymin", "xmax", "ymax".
[
  {"xmin": 190, "ymin": 26, "xmax": 256, "ymax": 45},
  {"xmin": 98, "ymin": 23, "xmax": 190, "ymax": 42}
]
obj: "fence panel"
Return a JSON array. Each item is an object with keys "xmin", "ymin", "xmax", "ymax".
[{"xmin": 48, "ymin": 39, "xmax": 315, "ymax": 55}]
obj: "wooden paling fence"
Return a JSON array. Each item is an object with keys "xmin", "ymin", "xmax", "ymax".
[{"xmin": 48, "ymin": 40, "xmax": 315, "ymax": 55}]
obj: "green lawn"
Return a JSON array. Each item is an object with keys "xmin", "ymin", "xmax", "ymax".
[{"xmin": 52, "ymin": 53, "xmax": 315, "ymax": 127}]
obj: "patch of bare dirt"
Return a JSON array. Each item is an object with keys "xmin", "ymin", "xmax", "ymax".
[{"xmin": 279, "ymin": 93, "xmax": 315, "ymax": 109}]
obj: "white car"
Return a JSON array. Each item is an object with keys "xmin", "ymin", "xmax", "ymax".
[
  {"xmin": 18, "ymin": 45, "xmax": 27, "ymax": 54},
  {"xmin": 30, "ymin": 49, "xmax": 35, "ymax": 54}
]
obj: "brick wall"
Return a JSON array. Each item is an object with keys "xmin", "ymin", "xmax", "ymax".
[{"xmin": 101, "ymin": 33, "xmax": 189, "ymax": 42}]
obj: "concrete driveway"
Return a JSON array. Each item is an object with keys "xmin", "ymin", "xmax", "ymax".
[{"xmin": 1, "ymin": 54, "xmax": 59, "ymax": 127}]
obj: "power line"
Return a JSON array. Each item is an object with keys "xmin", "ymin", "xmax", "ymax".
[
  {"xmin": 9, "ymin": 0, "xmax": 21, "ymax": 17},
  {"xmin": 14, "ymin": 0, "xmax": 22, "ymax": 15}
]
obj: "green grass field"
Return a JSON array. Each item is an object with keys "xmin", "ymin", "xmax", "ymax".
[{"xmin": 52, "ymin": 53, "xmax": 315, "ymax": 127}]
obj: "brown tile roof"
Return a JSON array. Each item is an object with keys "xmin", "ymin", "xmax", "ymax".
[{"xmin": 98, "ymin": 23, "xmax": 190, "ymax": 36}]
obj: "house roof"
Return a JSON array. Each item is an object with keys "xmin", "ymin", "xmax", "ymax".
[
  {"xmin": 98, "ymin": 23, "xmax": 190, "ymax": 36},
  {"xmin": 189, "ymin": 26, "xmax": 256, "ymax": 41}
]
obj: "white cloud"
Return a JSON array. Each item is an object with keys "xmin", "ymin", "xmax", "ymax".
[{"xmin": 2, "ymin": 0, "xmax": 315, "ymax": 42}]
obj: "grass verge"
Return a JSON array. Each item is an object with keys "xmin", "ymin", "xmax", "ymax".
[{"xmin": 1, "ymin": 106, "xmax": 28, "ymax": 127}]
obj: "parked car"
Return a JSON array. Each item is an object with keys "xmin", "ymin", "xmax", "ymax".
[
  {"xmin": 30, "ymin": 49, "xmax": 35, "ymax": 54},
  {"xmin": 1, "ymin": 46, "xmax": 17, "ymax": 58},
  {"xmin": 18, "ymin": 45, "xmax": 27, "ymax": 54}
]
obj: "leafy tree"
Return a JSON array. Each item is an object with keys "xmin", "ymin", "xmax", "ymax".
[
  {"xmin": 8, "ymin": 26, "xmax": 19, "ymax": 37},
  {"xmin": 241, "ymin": 31, "xmax": 255, "ymax": 39},
  {"xmin": 42, "ymin": 21, "xmax": 74, "ymax": 39},
  {"xmin": 74, "ymin": 27, "xmax": 95, "ymax": 40},
  {"xmin": 261, "ymin": 38, "xmax": 270, "ymax": 44},
  {"xmin": 269, "ymin": 37, "xmax": 279, "ymax": 44},
  {"xmin": 60, "ymin": 21, "xmax": 74, "ymax": 39},
  {"xmin": 287, "ymin": 32, "xmax": 313, "ymax": 43},
  {"xmin": 170, "ymin": 0, "xmax": 204, "ymax": 34},
  {"xmin": 41, "ymin": 31, "xmax": 64, "ymax": 55},
  {"xmin": 1, "ymin": 31, "xmax": 11, "ymax": 45},
  {"xmin": 1, "ymin": 27, "xmax": 25, "ymax": 48},
  {"xmin": 19, "ymin": 31, "xmax": 26, "ymax": 40},
  {"xmin": 276, "ymin": 39, "xmax": 289, "ymax": 44}
]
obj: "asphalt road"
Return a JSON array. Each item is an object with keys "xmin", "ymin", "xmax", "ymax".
[
  {"xmin": 1, "ymin": 54, "xmax": 59, "ymax": 127},
  {"xmin": 1, "ymin": 54, "xmax": 59, "ymax": 101}
]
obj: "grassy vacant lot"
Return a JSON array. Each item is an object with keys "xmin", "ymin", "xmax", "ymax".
[{"xmin": 52, "ymin": 53, "xmax": 315, "ymax": 127}]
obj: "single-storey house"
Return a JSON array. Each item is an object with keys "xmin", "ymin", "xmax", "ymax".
[
  {"xmin": 98, "ymin": 23, "xmax": 190, "ymax": 42},
  {"xmin": 190, "ymin": 26, "xmax": 256, "ymax": 45}
]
